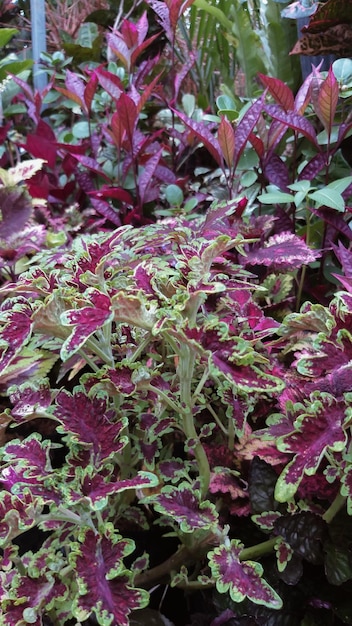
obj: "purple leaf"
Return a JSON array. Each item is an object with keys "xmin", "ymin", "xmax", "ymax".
[
  {"xmin": 72, "ymin": 529, "xmax": 149, "ymax": 626},
  {"xmin": 234, "ymin": 94, "xmax": 266, "ymax": 169},
  {"xmin": 2, "ymin": 572, "xmax": 67, "ymax": 625},
  {"xmin": 145, "ymin": 483, "xmax": 218, "ymax": 532},
  {"xmin": 275, "ymin": 393, "xmax": 348, "ymax": 502},
  {"xmin": 208, "ymin": 540, "xmax": 282, "ymax": 608},
  {"xmin": 265, "ymin": 104, "xmax": 319, "ymax": 147},
  {"xmin": 0, "ymin": 298, "xmax": 33, "ymax": 371},
  {"xmin": 0, "ymin": 187, "xmax": 33, "ymax": 240},
  {"xmin": 138, "ymin": 150, "xmax": 162, "ymax": 206},
  {"xmin": 54, "ymin": 389, "xmax": 128, "ymax": 467},
  {"xmin": 332, "ymin": 241, "xmax": 352, "ymax": 278},
  {"xmin": 60, "ymin": 289, "xmax": 113, "ymax": 360},
  {"xmin": 0, "ymin": 491, "xmax": 39, "ymax": 544},
  {"xmin": 244, "ymin": 232, "xmax": 320, "ymax": 271},
  {"xmin": 262, "ymin": 152, "xmax": 290, "ymax": 190},
  {"xmin": 67, "ymin": 469, "xmax": 159, "ymax": 507},
  {"xmin": 173, "ymin": 109, "xmax": 223, "ymax": 167}
]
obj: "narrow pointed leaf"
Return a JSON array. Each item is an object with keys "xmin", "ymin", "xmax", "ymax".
[{"xmin": 218, "ymin": 117, "xmax": 235, "ymax": 168}]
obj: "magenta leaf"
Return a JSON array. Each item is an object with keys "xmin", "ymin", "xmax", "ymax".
[
  {"xmin": 208, "ymin": 540, "xmax": 282, "ymax": 608},
  {"xmin": 173, "ymin": 110, "xmax": 223, "ymax": 167},
  {"xmin": 274, "ymin": 393, "xmax": 348, "ymax": 502},
  {"xmin": 234, "ymin": 94, "xmax": 266, "ymax": 169},
  {"xmin": 258, "ymin": 74, "xmax": 295, "ymax": 111},
  {"xmin": 0, "ymin": 298, "xmax": 33, "ymax": 371},
  {"xmin": 275, "ymin": 538, "xmax": 294, "ymax": 573},
  {"xmin": 144, "ymin": 483, "xmax": 218, "ymax": 532},
  {"xmin": 60, "ymin": 289, "xmax": 114, "ymax": 361},
  {"xmin": 0, "ymin": 491, "xmax": 40, "ymax": 545},
  {"xmin": 2, "ymin": 571, "xmax": 67, "ymax": 625},
  {"xmin": 244, "ymin": 232, "xmax": 320, "ymax": 271},
  {"xmin": 67, "ymin": 468, "xmax": 159, "ymax": 508},
  {"xmin": 265, "ymin": 104, "xmax": 319, "ymax": 147},
  {"xmin": 71, "ymin": 529, "xmax": 149, "ymax": 626},
  {"xmin": 54, "ymin": 389, "xmax": 128, "ymax": 467},
  {"xmin": 0, "ymin": 187, "xmax": 33, "ymax": 240}
]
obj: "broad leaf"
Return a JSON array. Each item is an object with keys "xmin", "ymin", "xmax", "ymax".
[
  {"xmin": 71, "ymin": 529, "xmax": 149, "ymax": 626},
  {"xmin": 208, "ymin": 540, "xmax": 282, "ymax": 608}
]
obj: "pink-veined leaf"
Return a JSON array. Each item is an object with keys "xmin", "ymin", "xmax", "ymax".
[
  {"xmin": 208, "ymin": 540, "xmax": 282, "ymax": 608},
  {"xmin": 218, "ymin": 117, "xmax": 235, "ymax": 169},
  {"xmin": 244, "ymin": 231, "xmax": 320, "ymax": 271},
  {"xmin": 71, "ymin": 529, "xmax": 149, "ymax": 626},
  {"xmin": 258, "ymin": 74, "xmax": 295, "ymax": 111}
]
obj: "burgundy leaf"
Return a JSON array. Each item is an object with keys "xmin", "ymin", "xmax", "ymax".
[
  {"xmin": 2, "ymin": 573, "xmax": 67, "ymax": 625},
  {"xmin": 95, "ymin": 66, "xmax": 124, "ymax": 100},
  {"xmin": 275, "ymin": 393, "xmax": 348, "ymax": 501},
  {"xmin": 146, "ymin": 484, "xmax": 218, "ymax": 532},
  {"xmin": 262, "ymin": 153, "xmax": 290, "ymax": 190},
  {"xmin": 54, "ymin": 389, "xmax": 128, "ymax": 467},
  {"xmin": 208, "ymin": 540, "xmax": 282, "ymax": 608},
  {"xmin": 60, "ymin": 289, "xmax": 113, "ymax": 360},
  {"xmin": 72, "ymin": 529, "xmax": 148, "ymax": 626},
  {"xmin": 0, "ymin": 298, "xmax": 33, "ymax": 371},
  {"xmin": 299, "ymin": 153, "xmax": 328, "ymax": 180},
  {"xmin": 138, "ymin": 150, "xmax": 162, "ymax": 205},
  {"xmin": 258, "ymin": 74, "xmax": 295, "ymax": 111},
  {"xmin": 0, "ymin": 491, "xmax": 39, "ymax": 544}
]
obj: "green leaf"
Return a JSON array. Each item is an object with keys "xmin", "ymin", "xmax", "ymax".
[
  {"xmin": 258, "ymin": 191, "xmax": 294, "ymax": 204},
  {"xmin": 165, "ymin": 184, "xmax": 184, "ymax": 207},
  {"xmin": 333, "ymin": 58, "xmax": 352, "ymax": 85},
  {"xmin": 0, "ymin": 28, "xmax": 18, "ymax": 49},
  {"xmin": 308, "ymin": 188, "xmax": 345, "ymax": 211}
]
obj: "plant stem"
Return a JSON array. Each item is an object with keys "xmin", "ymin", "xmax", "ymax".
[
  {"xmin": 323, "ymin": 492, "xmax": 346, "ymax": 524},
  {"xmin": 178, "ymin": 343, "xmax": 211, "ymax": 498}
]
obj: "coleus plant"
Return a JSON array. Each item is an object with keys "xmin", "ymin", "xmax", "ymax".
[{"xmin": 0, "ymin": 197, "xmax": 352, "ymax": 625}]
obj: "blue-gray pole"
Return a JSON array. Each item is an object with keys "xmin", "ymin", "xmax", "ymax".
[{"xmin": 30, "ymin": 0, "xmax": 48, "ymax": 91}]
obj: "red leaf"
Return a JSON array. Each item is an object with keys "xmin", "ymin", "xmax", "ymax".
[
  {"xmin": 258, "ymin": 74, "xmax": 294, "ymax": 111},
  {"xmin": 317, "ymin": 66, "xmax": 339, "ymax": 134},
  {"xmin": 95, "ymin": 66, "xmax": 124, "ymax": 100},
  {"xmin": 218, "ymin": 117, "xmax": 235, "ymax": 168},
  {"xmin": 116, "ymin": 94, "xmax": 138, "ymax": 151},
  {"xmin": 84, "ymin": 71, "xmax": 98, "ymax": 114}
]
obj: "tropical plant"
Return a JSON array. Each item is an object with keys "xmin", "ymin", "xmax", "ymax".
[{"xmin": 2, "ymin": 195, "xmax": 352, "ymax": 625}]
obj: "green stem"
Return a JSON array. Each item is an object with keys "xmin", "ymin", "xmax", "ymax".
[
  {"xmin": 239, "ymin": 537, "xmax": 278, "ymax": 561},
  {"xmin": 323, "ymin": 492, "xmax": 346, "ymax": 524},
  {"xmin": 177, "ymin": 344, "xmax": 211, "ymax": 498}
]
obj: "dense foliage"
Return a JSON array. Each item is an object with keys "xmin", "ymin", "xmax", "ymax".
[{"xmin": 1, "ymin": 2, "xmax": 352, "ymax": 625}]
